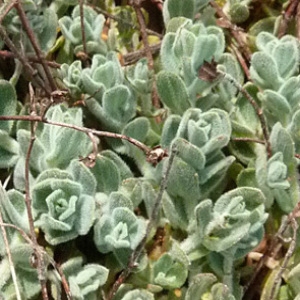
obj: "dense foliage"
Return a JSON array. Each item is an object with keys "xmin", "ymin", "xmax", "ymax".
[{"xmin": 0, "ymin": 0, "xmax": 300, "ymax": 299}]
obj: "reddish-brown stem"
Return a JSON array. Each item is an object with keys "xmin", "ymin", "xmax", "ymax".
[
  {"xmin": 230, "ymin": 44, "xmax": 250, "ymax": 80},
  {"xmin": 296, "ymin": 3, "xmax": 300, "ymax": 40},
  {"xmin": 106, "ymin": 144, "xmax": 177, "ymax": 300},
  {"xmin": 24, "ymin": 87, "xmax": 48, "ymax": 299},
  {"xmin": 79, "ymin": 0, "xmax": 88, "ymax": 57},
  {"xmin": 220, "ymin": 72, "xmax": 271, "ymax": 157},
  {"xmin": 210, "ymin": 1, "xmax": 252, "ymax": 62},
  {"xmin": 0, "ymin": 114, "xmax": 152, "ymax": 154},
  {"xmin": 0, "ymin": 50, "xmax": 61, "ymax": 68},
  {"xmin": 0, "ymin": 1, "xmax": 17, "ymax": 24},
  {"xmin": 0, "ymin": 25, "xmax": 49, "ymax": 93},
  {"xmin": 14, "ymin": 1, "xmax": 57, "ymax": 92},
  {"xmin": 277, "ymin": 0, "xmax": 299, "ymax": 38},
  {"xmin": 130, "ymin": 0, "xmax": 161, "ymax": 109}
]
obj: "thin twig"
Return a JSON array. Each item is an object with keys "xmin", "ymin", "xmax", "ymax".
[
  {"xmin": 231, "ymin": 137, "xmax": 265, "ymax": 144},
  {"xmin": 269, "ymin": 217, "xmax": 298, "ymax": 300},
  {"xmin": 0, "ymin": 188, "xmax": 22, "ymax": 300},
  {"xmin": 24, "ymin": 85, "xmax": 48, "ymax": 299},
  {"xmin": 14, "ymin": 0, "xmax": 57, "ymax": 92},
  {"xmin": 130, "ymin": 0, "xmax": 160, "ymax": 109},
  {"xmin": 79, "ymin": 0, "xmax": 88, "ymax": 57},
  {"xmin": 0, "ymin": 50, "xmax": 61, "ymax": 68},
  {"xmin": 296, "ymin": 3, "xmax": 300, "ymax": 40},
  {"xmin": 220, "ymin": 71, "xmax": 271, "ymax": 157},
  {"xmin": 230, "ymin": 43, "xmax": 250, "ymax": 81},
  {"xmin": 0, "ymin": 25, "xmax": 49, "ymax": 94},
  {"xmin": 0, "ymin": 221, "xmax": 73, "ymax": 300},
  {"xmin": 0, "ymin": 114, "xmax": 152, "ymax": 155},
  {"xmin": 123, "ymin": 42, "xmax": 161, "ymax": 66},
  {"xmin": 244, "ymin": 202, "xmax": 300, "ymax": 297},
  {"xmin": 106, "ymin": 143, "xmax": 177, "ymax": 300},
  {"xmin": 277, "ymin": 0, "xmax": 299, "ymax": 38},
  {"xmin": 92, "ymin": 6, "xmax": 163, "ymax": 38},
  {"xmin": 0, "ymin": 0, "xmax": 17, "ymax": 24},
  {"xmin": 210, "ymin": 1, "xmax": 252, "ymax": 62}
]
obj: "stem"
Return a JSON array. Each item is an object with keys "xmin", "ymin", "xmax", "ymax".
[
  {"xmin": 15, "ymin": 1, "xmax": 57, "ymax": 92},
  {"xmin": 0, "ymin": 114, "xmax": 152, "ymax": 155},
  {"xmin": 220, "ymin": 71, "xmax": 272, "ymax": 157},
  {"xmin": 106, "ymin": 143, "xmax": 177, "ymax": 300},
  {"xmin": 131, "ymin": 0, "xmax": 160, "ymax": 109},
  {"xmin": 24, "ymin": 86, "xmax": 48, "ymax": 299},
  {"xmin": 79, "ymin": 0, "xmax": 88, "ymax": 57}
]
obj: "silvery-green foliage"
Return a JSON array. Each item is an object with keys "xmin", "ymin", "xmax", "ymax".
[
  {"xmin": 227, "ymin": 0, "xmax": 250, "ymax": 24},
  {"xmin": 1, "ymin": 0, "xmax": 57, "ymax": 52},
  {"xmin": 32, "ymin": 159, "xmax": 96, "ymax": 245},
  {"xmin": 181, "ymin": 187, "xmax": 267, "ymax": 257},
  {"xmin": 159, "ymin": 19, "xmax": 225, "ymax": 104},
  {"xmin": 185, "ymin": 273, "xmax": 235, "ymax": 300},
  {"xmin": 50, "ymin": 257, "xmax": 109, "ymax": 300},
  {"xmin": 125, "ymin": 58, "xmax": 153, "ymax": 113},
  {"xmin": 0, "ymin": 80, "xmax": 20, "ymax": 168},
  {"xmin": 250, "ymin": 32, "xmax": 300, "ymax": 91},
  {"xmin": 163, "ymin": 0, "xmax": 210, "ymax": 24},
  {"xmin": 122, "ymin": 289, "xmax": 154, "ymax": 300},
  {"xmin": 0, "ymin": 244, "xmax": 48, "ymax": 299},
  {"xmin": 161, "ymin": 108, "xmax": 234, "ymax": 229},
  {"xmin": 0, "ymin": 186, "xmax": 29, "ymax": 253},
  {"xmin": 14, "ymin": 104, "xmax": 92, "ymax": 190},
  {"xmin": 238, "ymin": 123, "xmax": 298, "ymax": 213},
  {"xmin": 59, "ymin": 60, "xmax": 83, "ymax": 98},
  {"xmin": 81, "ymin": 52, "xmax": 137, "ymax": 135},
  {"xmin": 59, "ymin": 4, "xmax": 107, "ymax": 55},
  {"xmin": 152, "ymin": 245, "xmax": 189, "ymax": 289},
  {"xmin": 158, "ymin": 18, "xmax": 242, "ymax": 112},
  {"xmin": 93, "ymin": 191, "xmax": 146, "ymax": 262}
]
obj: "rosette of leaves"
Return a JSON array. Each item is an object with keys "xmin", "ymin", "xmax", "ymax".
[
  {"xmin": 59, "ymin": 4, "xmax": 107, "ymax": 55},
  {"xmin": 50, "ymin": 257, "xmax": 109, "ymax": 300},
  {"xmin": 32, "ymin": 159, "xmax": 96, "ymax": 245},
  {"xmin": 161, "ymin": 108, "xmax": 234, "ymax": 230},
  {"xmin": 158, "ymin": 18, "xmax": 242, "ymax": 113},
  {"xmin": 81, "ymin": 52, "xmax": 137, "ymax": 134},
  {"xmin": 181, "ymin": 187, "xmax": 267, "ymax": 256},
  {"xmin": 125, "ymin": 58, "xmax": 153, "ymax": 114},
  {"xmin": 0, "ymin": 80, "xmax": 20, "ymax": 169},
  {"xmin": 14, "ymin": 104, "xmax": 92, "ymax": 190},
  {"xmin": 152, "ymin": 241, "xmax": 189, "ymax": 290},
  {"xmin": 93, "ymin": 191, "xmax": 146, "ymax": 265},
  {"xmin": 59, "ymin": 60, "xmax": 83, "ymax": 98},
  {"xmin": 250, "ymin": 32, "xmax": 300, "ymax": 91},
  {"xmin": 238, "ymin": 123, "xmax": 298, "ymax": 213}
]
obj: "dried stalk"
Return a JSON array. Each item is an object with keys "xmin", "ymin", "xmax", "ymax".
[
  {"xmin": 14, "ymin": 0, "xmax": 57, "ymax": 92},
  {"xmin": 106, "ymin": 143, "xmax": 177, "ymax": 300},
  {"xmin": 130, "ymin": 0, "xmax": 160, "ymax": 109}
]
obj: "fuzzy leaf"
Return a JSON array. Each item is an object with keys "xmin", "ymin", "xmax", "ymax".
[
  {"xmin": 250, "ymin": 52, "xmax": 283, "ymax": 90},
  {"xmin": 157, "ymin": 71, "xmax": 191, "ymax": 115},
  {"xmin": 0, "ymin": 130, "xmax": 19, "ymax": 168},
  {"xmin": 0, "ymin": 80, "xmax": 17, "ymax": 132}
]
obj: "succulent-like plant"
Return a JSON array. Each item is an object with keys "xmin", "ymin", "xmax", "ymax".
[{"xmin": 32, "ymin": 160, "xmax": 96, "ymax": 245}]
